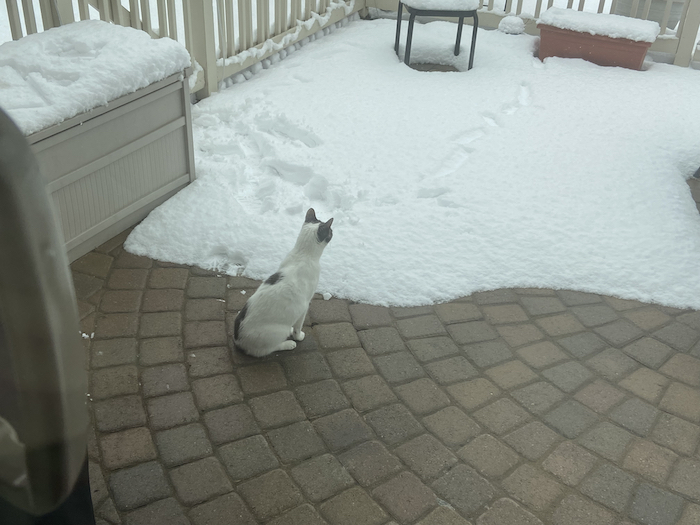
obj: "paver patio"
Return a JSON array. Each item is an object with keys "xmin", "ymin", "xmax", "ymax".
[{"xmin": 80, "ymin": 178, "xmax": 700, "ymax": 525}]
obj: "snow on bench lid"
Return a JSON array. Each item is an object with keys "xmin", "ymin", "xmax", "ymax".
[
  {"xmin": 538, "ymin": 7, "xmax": 660, "ymax": 43},
  {"xmin": 0, "ymin": 20, "xmax": 191, "ymax": 136},
  {"xmin": 401, "ymin": 0, "xmax": 482, "ymax": 12}
]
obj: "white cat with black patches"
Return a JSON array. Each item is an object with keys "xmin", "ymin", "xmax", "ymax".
[{"xmin": 233, "ymin": 208, "xmax": 333, "ymax": 357}]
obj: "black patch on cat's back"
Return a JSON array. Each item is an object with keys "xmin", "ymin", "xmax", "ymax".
[
  {"xmin": 265, "ymin": 272, "xmax": 282, "ymax": 285},
  {"xmin": 233, "ymin": 303, "xmax": 248, "ymax": 341}
]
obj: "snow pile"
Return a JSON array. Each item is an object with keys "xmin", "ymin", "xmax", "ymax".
[
  {"xmin": 539, "ymin": 7, "xmax": 660, "ymax": 42},
  {"xmin": 126, "ymin": 19, "xmax": 700, "ymax": 308},
  {"xmin": 0, "ymin": 20, "xmax": 191, "ymax": 135},
  {"xmin": 402, "ymin": 0, "xmax": 482, "ymax": 11},
  {"xmin": 498, "ymin": 16, "xmax": 526, "ymax": 34}
]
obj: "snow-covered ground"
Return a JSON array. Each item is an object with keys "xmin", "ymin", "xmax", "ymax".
[{"xmin": 123, "ymin": 18, "xmax": 700, "ymax": 308}]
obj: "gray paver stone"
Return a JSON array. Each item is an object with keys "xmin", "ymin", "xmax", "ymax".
[
  {"xmin": 425, "ymin": 356, "xmax": 479, "ymax": 384},
  {"xmin": 651, "ymin": 413, "xmax": 700, "ymax": 455},
  {"xmin": 146, "ymin": 391, "xmax": 199, "ymax": 430},
  {"xmin": 476, "ymin": 497, "xmax": 544, "ymax": 525},
  {"xmin": 267, "ymin": 420, "xmax": 326, "ymax": 463},
  {"xmin": 348, "ymin": 303, "xmax": 392, "ymax": 329},
  {"xmin": 308, "ymin": 298, "xmax": 352, "ymax": 323},
  {"xmin": 485, "ymin": 359, "xmax": 538, "ymax": 389},
  {"xmin": 395, "ymin": 378, "xmax": 450, "ymax": 415},
  {"xmin": 447, "ymin": 321, "xmax": 498, "ymax": 345},
  {"xmin": 237, "ymin": 362, "xmax": 287, "ymax": 394},
  {"xmin": 249, "ymin": 390, "xmax": 305, "ymax": 428},
  {"xmin": 516, "ymin": 342, "xmax": 568, "ymax": 369},
  {"xmin": 141, "ymin": 363, "xmax": 188, "ymax": 397},
  {"xmin": 422, "ymin": 406, "xmax": 481, "ymax": 447},
  {"xmin": 373, "ymin": 351, "xmax": 425, "ymax": 383},
  {"xmin": 619, "ymin": 367, "xmax": 669, "ymax": 403},
  {"xmin": 535, "ymin": 313, "xmax": 585, "ymax": 337},
  {"xmin": 109, "ymin": 461, "xmax": 171, "ymax": 510},
  {"xmin": 94, "ymin": 313, "xmax": 139, "ymax": 339},
  {"xmin": 622, "ymin": 337, "xmax": 674, "ymax": 369},
  {"xmin": 189, "ymin": 493, "xmax": 257, "ymax": 525},
  {"xmin": 622, "ymin": 440, "xmax": 678, "ymax": 484},
  {"xmin": 659, "ymin": 353, "xmax": 700, "ymax": 386},
  {"xmin": 587, "ymin": 348, "xmax": 640, "ymax": 380},
  {"xmin": 629, "ymin": 483, "xmax": 685, "ymax": 525},
  {"xmin": 90, "ymin": 365, "xmax": 139, "ymax": 400},
  {"xmin": 502, "ymin": 464, "xmax": 564, "ymax": 512},
  {"xmin": 93, "ymin": 395, "xmax": 147, "ymax": 432},
  {"xmin": 267, "ymin": 504, "xmax": 327, "ymax": 525},
  {"xmin": 219, "ymin": 434, "xmax": 279, "ymax": 480},
  {"xmin": 551, "ymin": 495, "xmax": 614, "ymax": 525},
  {"xmin": 238, "ymin": 469, "xmax": 305, "ymax": 521},
  {"xmin": 521, "ymin": 296, "xmax": 567, "ymax": 316},
  {"xmin": 327, "ymin": 348, "xmax": 375, "ymax": 379},
  {"xmin": 186, "ymin": 346, "xmax": 233, "ymax": 377},
  {"xmin": 541, "ymin": 361, "xmax": 593, "ymax": 393},
  {"xmin": 100, "ymin": 427, "xmax": 156, "ymax": 469},
  {"xmin": 186, "ymin": 276, "xmax": 227, "ymax": 298},
  {"xmin": 481, "ymin": 304, "xmax": 528, "ymax": 325},
  {"xmin": 463, "ymin": 341, "xmax": 512, "ymax": 367},
  {"xmin": 141, "ymin": 289, "xmax": 184, "ymax": 312},
  {"xmin": 148, "ymin": 268, "xmax": 188, "ymax": 289},
  {"xmin": 108, "ymin": 269, "xmax": 148, "ymax": 290},
  {"xmin": 281, "ymin": 352, "xmax": 332, "ymax": 384},
  {"xmin": 290, "ymin": 454, "xmax": 355, "ymax": 502},
  {"xmin": 139, "ymin": 337, "xmax": 183, "ymax": 365},
  {"xmin": 432, "ymin": 464, "xmax": 495, "ymax": 515},
  {"xmin": 139, "ymin": 312, "xmax": 181, "ymax": 338},
  {"xmin": 557, "ymin": 290, "xmax": 601, "ymax": 306},
  {"xmin": 395, "ymin": 433, "xmax": 458, "ymax": 480},
  {"xmin": 668, "ymin": 459, "xmax": 700, "ymax": 500},
  {"xmin": 314, "ymin": 408, "xmax": 374, "ymax": 450},
  {"xmin": 372, "ymin": 471, "xmax": 437, "ymax": 523},
  {"xmin": 558, "ymin": 332, "xmax": 607, "ymax": 358},
  {"xmin": 342, "ymin": 375, "xmax": 397, "ymax": 412},
  {"xmin": 185, "ymin": 298, "xmax": 225, "ymax": 321},
  {"xmin": 155, "ymin": 423, "xmax": 213, "ymax": 466},
  {"xmin": 357, "ymin": 327, "xmax": 406, "ymax": 355},
  {"xmin": 91, "ymin": 338, "xmax": 138, "ymax": 368},
  {"xmin": 364, "ymin": 403, "xmax": 424, "ymax": 445},
  {"xmin": 339, "ymin": 440, "xmax": 403, "ymax": 486},
  {"xmin": 447, "ymin": 378, "xmax": 501, "ymax": 411},
  {"xmin": 184, "ymin": 320, "xmax": 226, "ymax": 347},
  {"xmin": 434, "ymin": 302, "xmax": 482, "ymax": 324},
  {"xmin": 295, "ymin": 379, "xmax": 350, "ymax": 417},
  {"xmin": 458, "ymin": 433, "xmax": 520, "ymax": 478},
  {"xmin": 315, "ymin": 322, "xmax": 361, "ymax": 349},
  {"xmin": 659, "ymin": 382, "xmax": 700, "ymax": 422},
  {"xmin": 511, "ymin": 381, "xmax": 565, "ymax": 415},
  {"xmin": 579, "ymin": 463, "xmax": 636, "ymax": 512},
  {"xmin": 594, "ymin": 319, "xmax": 644, "ymax": 347},
  {"xmin": 571, "ymin": 304, "xmax": 619, "ymax": 327},
  {"xmin": 419, "ymin": 506, "xmax": 472, "ymax": 525},
  {"xmin": 610, "ymin": 398, "xmax": 659, "ymax": 436},
  {"xmin": 654, "ymin": 323, "xmax": 700, "ymax": 352},
  {"xmin": 203, "ymin": 403, "xmax": 259, "ymax": 445},
  {"xmin": 473, "ymin": 398, "xmax": 531, "ymax": 435},
  {"xmin": 573, "ymin": 379, "xmax": 625, "ymax": 413},
  {"xmin": 408, "ymin": 336, "xmax": 460, "ymax": 362},
  {"xmin": 504, "ymin": 421, "xmax": 560, "ymax": 460},
  {"xmin": 578, "ymin": 422, "xmax": 635, "ymax": 461},
  {"xmin": 100, "ymin": 290, "xmax": 141, "ymax": 313},
  {"xmin": 169, "ymin": 456, "xmax": 232, "ymax": 506},
  {"xmin": 319, "ymin": 487, "xmax": 388, "ymax": 525},
  {"xmin": 542, "ymin": 441, "xmax": 598, "ymax": 486},
  {"xmin": 124, "ymin": 497, "xmax": 188, "ymax": 525},
  {"xmin": 396, "ymin": 315, "xmax": 447, "ymax": 338},
  {"xmin": 497, "ymin": 324, "xmax": 544, "ymax": 348}
]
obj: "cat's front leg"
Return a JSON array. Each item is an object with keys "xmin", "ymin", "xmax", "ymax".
[{"xmin": 291, "ymin": 309, "xmax": 307, "ymax": 341}]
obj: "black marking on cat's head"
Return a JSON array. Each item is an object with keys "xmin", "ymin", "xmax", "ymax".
[
  {"xmin": 265, "ymin": 272, "xmax": 282, "ymax": 285},
  {"xmin": 233, "ymin": 303, "xmax": 248, "ymax": 341},
  {"xmin": 316, "ymin": 217, "xmax": 334, "ymax": 244},
  {"xmin": 305, "ymin": 208, "xmax": 321, "ymax": 224}
]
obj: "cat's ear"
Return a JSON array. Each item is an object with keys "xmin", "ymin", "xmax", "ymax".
[
  {"xmin": 317, "ymin": 218, "xmax": 334, "ymax": 243},
  {"xmin": 305, "ymin": 208, "xmax": 319, "ymax": 223}
]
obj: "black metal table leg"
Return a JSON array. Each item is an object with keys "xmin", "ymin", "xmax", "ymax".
[
  {"xmin": 468, "ymin": 12, "xmax": 478, "ymax": 70},
  {"xmin": 455, "ymin": 16, "xmax": 464, "ymax": 55},
  {"xmin": 405, "ymin": 13, "xmax": 416, "ymax": 65},
  {"xmin": 395, "ymin": 2, "xmax": 404, "ymax": 56}
]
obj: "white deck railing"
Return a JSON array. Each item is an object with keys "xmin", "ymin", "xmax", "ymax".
[{"xmin": 3, "ymin": 0, "xmax": 700, "ymax": 99}]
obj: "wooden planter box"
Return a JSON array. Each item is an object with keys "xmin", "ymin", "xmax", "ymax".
[
  {"xmin": 538, "ymin": 24, "xmax": 652, "ymax": 70},
  {"xmin": 26, "ymin": 71, "xmax": 195, "ymax": 262}
]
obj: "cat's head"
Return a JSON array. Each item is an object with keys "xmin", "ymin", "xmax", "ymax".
[{"xmin": 305, "ymin": 208, "xmax": 333, "ymax": 244}]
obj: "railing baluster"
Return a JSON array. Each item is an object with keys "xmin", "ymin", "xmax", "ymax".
[
  {"xmin": 7, "ymin": 0, "xmax": 23, "ymax": 39},
  {"xmin": 98, "ymin": 0, "xmax": 110, "ymax": 21},
  {"xmin": 303, "ymin": 0, "xmax": 311, "ymax": 19},
  {"xmin": 659, "ymin": 0, "xmax": 672, "ymax": 33},
  {"xmin": 140, "ymin": 0, "xmax": 152, "ymax": 33},
  {"xmin": 516, "ymin": 0, "xmax": 523, "ymax": 14},
  {"xmin": 21, "ymin": 0, "xmax": 38, "ymax": 34},
  {"xmin": 275, "ymin": 0, "xmax": 286, "ymax": 34},
  {"xmin": 129, "ymin": 0, "xmax": 141, "ymax": 28},
  {"xmin": 291, "ymin": 0, "xmax": 301, "ymax": 24},
  {"xmin": 257, "ymin": 0, "xmax": 270, "ymax": 43},
  {"xmin": 217, "ymin": 0, "xmax": 227, "ymax": 58},
  {"xmin": 597, "ymin": 0, "xmax": 605, "ymax": 13},
  {"xmin": 577, "ymin": 0, "xmax": 585, "ymax": 10},
  {"xmin": 157, "ymin": 0, "xmax": 167, "ymax": 37},
  {"xmin": 534, "ymin": 0, "xmax": 543, "ymax": 17},
  {"xmin": 167, "ymin": 0, "xmax": 177, "ymax": 38},
  {"xmin": 225, "ymin": 0, "xmax": 235, "ymax": 55},
  {"xmin": 239, "ymin": 0, "xmax": 253, "ymax": 51},
  {"xmin": 78, "ymin": 0, "xmax": 89, "ymax": 19}
]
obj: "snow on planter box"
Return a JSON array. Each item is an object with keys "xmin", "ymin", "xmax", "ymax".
[
  {"xmin": 537, "ymin": 7, "xmax": 660, "ymax": 70},
  {"xmin": 0, "ymin": 21, "xmax": 195, "ymax": 261}
]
